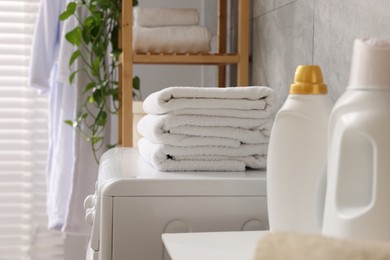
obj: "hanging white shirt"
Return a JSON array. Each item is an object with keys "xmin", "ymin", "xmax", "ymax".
[
  {"xmin": 29, "ymin": 0, "xmax": 73, "ymax": 231},
  {"xmin": 56, "ymin": 2, "xmax": 111, "ymax": 235}
]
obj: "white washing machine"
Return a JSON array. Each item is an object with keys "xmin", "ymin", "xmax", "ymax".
[{"xmin": 84, "ymin": 148, "xmax": 268, "ymax": 260}]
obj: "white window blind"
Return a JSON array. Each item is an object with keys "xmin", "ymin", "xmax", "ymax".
[{"xmin": 0, "ymin": 1, "xmax": 64, "ymax": 259}]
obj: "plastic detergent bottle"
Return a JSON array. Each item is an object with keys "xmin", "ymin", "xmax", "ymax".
[
  {"xmin": 322, "ymin": 38, "xmax": 390, "ymax": 240},
  {"xmin": 267, "ymin": 65, "xmax": 332, "ymax": 233}
]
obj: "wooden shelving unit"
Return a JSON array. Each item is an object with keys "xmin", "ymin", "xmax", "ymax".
[
  {"xmin": 119, "ymin": 0, "xmax": 250, "ymax": 147},
  {"xmin": 133, "ymin": 52, "xmax": 240, "ymax": 64}
]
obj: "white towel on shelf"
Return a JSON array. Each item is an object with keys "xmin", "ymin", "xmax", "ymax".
[
  {"xmin": 137, "ymin": 114, "xmax": 272, "ymax": 147},
  {"xmin": 138, "ymin": 138, "xmax": 268, "ymax": 172},
  {"xmin": 134, "ymin": 7, "xmax": 199, "ymax": 27},
  {"xmin": 133, "ymin": 26, "xmax": 211, "ymax": 54},
  {"xmin": 142, "ymin": 86, "xmax": 276, "ymax": 115}
]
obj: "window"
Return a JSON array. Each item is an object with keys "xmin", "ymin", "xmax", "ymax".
[{"xmin": 0, "ymin": 1, "xmax": 64, "ymax": 259}]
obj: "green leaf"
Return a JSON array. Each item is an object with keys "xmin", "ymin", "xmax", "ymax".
[
  {"xmin": 76, "ymin": 112, "xmax": 88, "ymax": 122},
  {"xmin": 67, "ymin": 2, "xmax": 77, "ymax": 13},
  {"xmin": 83, "ymin": 82, "xmax": 96, "ymax": 94},
  {"xmin": 133, "ymin": 0, "xmax": 138, "ymax": 7},
  {"xmin": 69, "ymin": 50, "xmax": 81, "ymax": 67},
  {"xmin": 59, "ymin": 2, "xmax": 77, "ymax": 21},
  {"xmin": 111, "ymin": 49, "xmax": 121, "ymax": 59},
  {"xmin": 96, "ymin": 111, "xmax": 107, "ymax": 126},
  {"xmin": 92, "ymin": 88, "xmax": 103, "ymax": 105},
  {"xmin": 89, "ymin": 95, "xmax": 95, "ymax": 104},
  {"xmin": 92, "ymin": 41, "xmax": 105, "ymax": 57},
  {"xmin": 81, "ymin": 16, "xmax": 98, "ymax": 44},
  {"xmin": 65, "ymin": 27, "xmax": 82, "ymax": 46},
  {"xmin": 106, "ymin": 143, "xmax": 117, "ymax": 149},
  {"xmin": 81, "ymin": 27, "xmax": 91, "ymax": 44},
  {"xmin": 59, "ymin": 11, "xmax": 71, "ymax": 21},
  {"xmin": 112, "ymin": 92, "xmax": 119, "ymax": 101},
  {"xmin": 111, "ymin": 25, "xmax": 119, "ymax": 51},
  {"xmin": 91, "ymin": 57, "xmax": 100, "ymax": 76},
  {"xmin": 88, "ymin": 3, "xmax": 96, "ymax": 13},
  {"xmin": 133, "ymin": 76, "xmax": 140, "ymax": 90},
  {"xmin": 106, "ymin": 87, "xmax": 119, "ymax": 101},
  {"xmin": 106, "ymin": 88, "xmax": 117, "ymax": 95},
  {"xmin": 64, "ymin": 120, "xmax": 74, "ymax": 126},
  {"xmin": 69, "ymin": 70, "xmax": 78, "ymax": 84},
  {"xmin": 83, "ymin": 16, "xmax": 96, "ymax": 27},
  {"xmin": 91, "ymin": 136, "xmax": 103, "ymax": 145},
  {"xmin": 96, "ymin": 0, "xmax": 113, "ymax": 9}
]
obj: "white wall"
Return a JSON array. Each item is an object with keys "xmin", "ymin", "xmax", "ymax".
[{"xmin": 251, "ymin": 0, "xmax": 390, "ymax": 109}]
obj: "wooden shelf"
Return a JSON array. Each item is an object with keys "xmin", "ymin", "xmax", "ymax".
[
  {"xmin": 119, "ymin": 52, "xmax": 240, "ymax": 65},
  {"xmin": 119, "ymin": 0, "xmax": 250, "ymax": 147}
]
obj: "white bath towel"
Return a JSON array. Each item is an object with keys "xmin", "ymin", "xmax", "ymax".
[
  {"xmin": 133, "ymin": 26, "xmax": 211, "ymax": 54},
  {"xmin": 138, "ymin": 138, "xmax": 268, "ymax": 172},
  {"xmin": 137, "ymin": 114, "xmax": 272, "ymax": 147},
  {"xmin": 134, "ymin": 7, "xmax": 199, "ymax": 27},
  {"xmin": 138, "ymin": 131, "xmax": 241, "ymax": 148},
  {"xmin": 140, "ymin": 114, "xmax": 270, "ymax": 130},
  {"xmin": 142, "ymin": 86, "xmax": 276, "ymax": 115},
  {"xmin": 168, "ymin": 125, "xmax": 269, "ymax": 144},
  {"xmin": 254, "ymin": 232, "xmax": 390, "ymax": 260},
  {"xmin": 171, "ymin": 107, "xmax": 274, "ymax": 119}
]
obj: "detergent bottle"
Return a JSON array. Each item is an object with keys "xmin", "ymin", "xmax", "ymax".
[
  {"xmin": 267, "ymin": 65, "xmax": 332, "ymax": 233},
  {"xmin": 323, "ymin": 38, "xmax": 390, "ymax": 240}
]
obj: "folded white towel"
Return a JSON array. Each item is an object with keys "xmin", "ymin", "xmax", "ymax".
[
  {"xmin": 140, "ymin": 114, "xmax": 270, "ymax": 129},
  {"xmin": 134, "ymin": 7, "xmax": 199, "ymax": 27},
  {"xmin": 169, "ymin": 125, "xmax": 269, "ymax": 144},
  {"xmin": 142, "ymin": 86, "xmax": 276, "ymax": 115},
  {"xmin": 138, "ymin": 130, "xmax": 241, "ymax": 148},
  {"xmin": 255, "ymin": 232, "xmax": 390, "ymax": 260},
  {"xmin": 138, "ymin": 138, "xmax": 268, "ymax": 172},
  {"xmin": 137, "ymin": 114, "xmax": 272, "ymax": 147},
  {"xmin": 171, "ymin": 107, "xmax": 274, "ymax": 119},
  {"xmin": 133, "ymin": 26, "xmax": 211, "ymax": 54}
]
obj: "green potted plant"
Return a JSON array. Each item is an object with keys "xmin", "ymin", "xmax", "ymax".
[{"xmin": 59, "ymin": 0, "xmax": 139, "ymax": 162}]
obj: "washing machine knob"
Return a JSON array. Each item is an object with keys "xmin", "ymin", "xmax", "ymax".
[
  {"xmin": 84, "ymin": 195, "xmax": 95, "ymax": 210},
  {"xmin": 85, "ymin": 208, "xmax": 95, "ymax": 226}
]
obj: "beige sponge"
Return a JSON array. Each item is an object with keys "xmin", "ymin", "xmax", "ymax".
[{"xmin": 254, "ymin": 232, "xmax": 390, "ymax": 260}]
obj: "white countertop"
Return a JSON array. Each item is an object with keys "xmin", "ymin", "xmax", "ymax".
[{"xmin": 162, "ymin": 231, "xmax": 268, "ymax": 260}]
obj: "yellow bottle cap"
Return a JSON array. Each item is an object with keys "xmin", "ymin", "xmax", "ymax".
[{"xmin": 290, "ymin": 65, "xmax": 328, "ymax": 94}]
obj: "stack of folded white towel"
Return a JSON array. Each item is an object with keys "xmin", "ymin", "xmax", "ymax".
[
  {"xmin": 133, "ymin": 7, "xmax": 211, "ymax": 53},
  {"xmin": 137, "ymin": 86, "xmax": 276, "ymax": 172}
]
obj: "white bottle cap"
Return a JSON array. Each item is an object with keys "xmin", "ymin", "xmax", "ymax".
[{"xmin": 349, "ymin": 38, "xmax": 390, "ymax": 89}]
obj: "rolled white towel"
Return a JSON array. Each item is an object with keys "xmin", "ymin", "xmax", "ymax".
[
  {"xmin": 134, "ymin": 7, "xmax": 199, "ymax": 27},
  {"xmin": 138, "ymin": 138, "xmax": 268, "ymax": 172},
  {"xmin": 133, "ymin": 26, "xmax": 211, "ymax": 54},
  {"xmin": 143, "ymin": 86, "xmax": 276, "ymax": 115},
  {"xmin": 255, "ymin": 232, "xmax": 390, "ymax": 260},
  {"xmin": 137, "ymin": 114, "xmax": 272, "ymax": 147}
]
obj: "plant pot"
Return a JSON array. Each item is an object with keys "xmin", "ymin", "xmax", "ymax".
[{"xmin": 132, "ymin": 100, "xmax": 145, "ymax": 148}]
